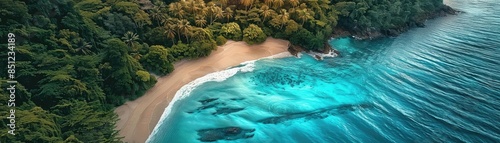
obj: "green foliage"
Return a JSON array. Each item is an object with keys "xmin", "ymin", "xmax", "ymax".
[
  {"xmin": 169, "ymin": 42, "xmax": 192, "ymax": 60},
  {"xmin": 51, "ymin": 100, "xmax": 121, "ymax": 142},
  {"xmin": 335, "ymin": 0, "xmax": 445, "ymax": 32},
  {"xmin": 136, "ymin": 70, "xmax": 151, "ymax": 81},
  {"xmin": 10, "ymin": 107, "xmax": 63, "ymax": 142},
  {"xmin": 289, "ymin": 28, "xmax": 323, "ymax": 51},
  {"xmin": 216, "ymin": 36, "xmax": 227, "ymax": 46},
  {"xmin": 243, "ymin": 24, "xmax": 267, "ymax": 45},
  {"xmin": 112, "ymin": 2, "xmax": 140, "ymax": 15},
  {"xmin": 101, "ymin": 38, "xmax": 155, "ymax": 105},
  {"xmin": 191, "ymin": 39, "xmax": 218, "ymax": 57},
  {"xmin": 75, "ymin": 0, "xmax": 104, "ymax": 12},
  {"xmin": 221, "ymin": 22, "xmax": 242, "ymax": 40},
  {"xmin": 169, "ymin": 40, "xmax": 217, "ymax": 60},
  {"xmin": 101, "ymin": 12, "xmax": 136, "ymax": 36},
  {"xmin": 0, "ymin": 0, "xmax": 30, "ymax": 27},
  {"xmin": 145, "ymin": 27, "xmax": 168, "ymax": 45},
  {"xmin": 285, "ymin": 20, "xmax": 300, "ymax": 35},
  {"xmin": 63, "ymin": 135, "xmax": 83, "ymax": 143},
  {"xmin": 141, "ymin": 45, "xmax": 175, "ymax": 76}
]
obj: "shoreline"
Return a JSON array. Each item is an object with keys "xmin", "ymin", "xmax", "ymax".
[
  {"xmin": 114, "ymin": 38, "xmax": 290, "ymax": 143},
  {"xmin": 114, "ymin": 4, "xmax": 458, "ymax": 142}
]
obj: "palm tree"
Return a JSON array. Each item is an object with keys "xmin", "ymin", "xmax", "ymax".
[
  {"xmin": 177, "ymin": 19, "xmax": 192, "ymax": 43},
  {"xmin": 122, "ymin": 31, "xmax": 139, "ymax": 49},
  {"xmin": 240, "ymin": 0, "xmax": 254, "ymax": 11},
  {"xmin": 207, "ymin": 3, "xmax": 217, "ymax": 24},
  {"xmin": 75, "ymin": 40, "xmax": 93, "ymax": 55},
  {"xmin": 209, "ymin": 5, "xmax": 224, "ymax": 24},
  {"xmin": 169, "ymin": 2, "xmax": 186, "ymax": 18},
  {"xmin": 215, "ymin": 8, "xmax": 224, "ymax": 19},
  {"xmin": 164, "ymin": 24, "xmax": 177, "ymax": 44},
  {"xmin": 150, "ymin": 6, "xmax": 162, "ymax": 25},
  {"xmin": 297, "ymin": 9, "xmax": 313, "ymax": 25},
  {"xmin": 288, "ymin": 0, "xmax": 300, "ymax": 8},
  {"xmin": 195, "ymin": 15, "xmax": 207, "ymax": 27},
  {"xmin": 271, "ymin": 9, "xmax": 289, "ymax": 29},
  {"xmin": 161, "ymin": 17, "xmax": 175, "ymax": 26},
  {"xmin": 223, "ymin": 7, "xmax": 233, "ymax": 22},
  {"xmin": 196, "ymin": 0, "xmax": 206, "ymax": 11},
  {"xmin": 272, "ymin": 0, "xmax": 284, "ymax": 9},
  {"xmin": 264, "ymin": 0, "xmax": 273, "ymax": 7},
  {"xmin": 260, "ymin": 5, "xmax": 275, "ymax": 24},
  {"xmin": 215, "ymin": 0, "xmax": 228, "ymax": 8},
  {"xmin": 156, "ymin": 1, "xmax": 167, "ymax": 9},
  {"xmin": 187, "ymin": 0, "xmax": 199, "ymax": 14},
  {"xmin": 280, "ymin": 9, "xmax": 289, "ymax": 27},
  {"xmin": 200, "ymin": 7, "xmax": 208, "ymax": 18}
]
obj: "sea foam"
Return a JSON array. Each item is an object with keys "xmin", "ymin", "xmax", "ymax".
[
  {"xmin": 307, "ymin": 50, "xmax": 338, "ymax": 60},
  {"xmin": 147, "ymin": 52, "xmax": 292, "ymax": 142}
]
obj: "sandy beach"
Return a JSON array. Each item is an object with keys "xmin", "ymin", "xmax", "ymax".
[{"xmin": 114, "ymin": 38, "xmax": 290, "ymax": 143}]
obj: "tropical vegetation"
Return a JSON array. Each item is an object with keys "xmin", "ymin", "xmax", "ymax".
[{"xmin": 0, "ymin": 0, "xmax": 446, "ymax": 142}]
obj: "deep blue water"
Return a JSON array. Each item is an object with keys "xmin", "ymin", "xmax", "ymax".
[{"xmin": 148, "ymin": 0, "xmax": 500, "ymax": 142}]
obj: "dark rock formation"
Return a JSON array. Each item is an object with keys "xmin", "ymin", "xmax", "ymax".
[
  {"xmin": 212, "ymin": 107, "xmax": 245, "ymax": 115},
  {"xmin": 199, "ymin": 98, "xmax": 218, "ymax": 105},
  {"xmin": 323, "ymin": 42, "xmax": 332, "ymax": 54},
  {"xmin": 197, "ymin": 127, "xmax": 255, "ymax": 142},
  {"xmin": 442, "ymin": 5, "xmax": 460, "ymax": 15},
  {"xmin": 187, "ymin": 102, "xmax": 224, "ymax": 114},
  {"xmin": 333, "ymin": 49, "xmax": 340, "ymax": 56},
  {"xmin": 287, "ymin": 43, "xmax": 304, "ymax": 57},
  {"xmin": 230, "ymin": 97, "xmax": 245, "ymax": 101},
  {"xmin": 189, "ymin": 98, "xmax": 245, "ymax": 115},
  {"xmin": 257, "ymin": 103, "xmax": 374, "ymax": 124},
  {"xmin": 314, "ymin": 55, "xmax": 322, "ymax": 60}
]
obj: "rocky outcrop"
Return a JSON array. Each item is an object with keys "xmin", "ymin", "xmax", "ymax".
[
  {"xmin": 287, "ymin": 42, "xmax": 340, "ymax": 60},
  {"xmin": 287, "ymin": 43, "xmax": 304, "ymax": 57}
]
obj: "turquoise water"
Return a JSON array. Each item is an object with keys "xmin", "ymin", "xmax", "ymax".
[{"xmin": 148, "ymin": 0, "xmax": 500, "ymax": 142}]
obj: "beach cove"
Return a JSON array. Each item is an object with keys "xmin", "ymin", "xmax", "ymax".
[
  {"xmin": 114, "ymin": 38, "xmax": 291, "ymax": 143},
  {"xmin": 144, "ymin": 0, "xmax": 500, "ymax": 142}
]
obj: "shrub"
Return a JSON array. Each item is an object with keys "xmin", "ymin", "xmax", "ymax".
[
  {"xmin": 221, "ymin": 22, "xmax": 242, "ymax": 41},
  {"xmin": 191, "ymin": 39, "xmax": 218, "ymax": 57},
  {"xmin": 140, "ymin": 45, "xmax": 174, "ymax": 75},
  {"xmin": 169, "ymin": 40, "xmax": 217, "ymax": 61},
  {"xmin": 216, "ymin": 36, "xmax": 227, "ymax": 46},
  {"xmin": 242, "ymin": 24, "xmax": 267, "ymax": 45}
]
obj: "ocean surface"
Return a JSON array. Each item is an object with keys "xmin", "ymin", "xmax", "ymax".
[{"xmin": 148, "ymin": 0, "xmax": 500, "ymax": 142}]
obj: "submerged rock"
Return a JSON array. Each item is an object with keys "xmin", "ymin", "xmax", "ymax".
[
  {"xmin": 212, "ymin": 107, "xmax": 245, "ymax": 115},
  {"xmin": 315, "ymin": 55, "xmax": 322, "ymax": 60},
  {"xmin": 257, "ymin": 103, "xmax": 374, "ymax": 124},
  {"xmin": 197, "ymin": 127, "xmax": 255, "ymax": 142},
  {"xmin": 199, "ymin": 98, "xmax": 219, "ymax": 105},
  {"xmin": 230, "ymin": 97, "xmax": 245, "ymax": 101},
  {"xmin": 187, "ymin": 102, "xmax": 224, "ymax": 114}
]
